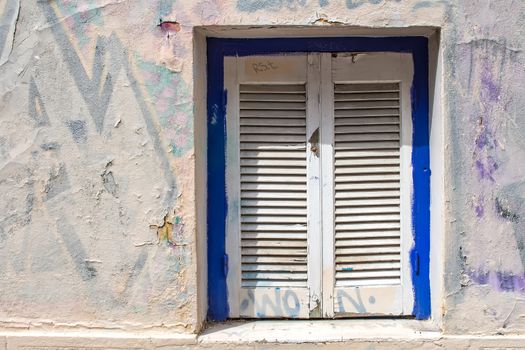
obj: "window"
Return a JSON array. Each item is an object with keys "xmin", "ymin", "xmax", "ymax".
[
  {"xmin": 225, "ymin": 52, "xmax": 413, "ymax": 318},
  {"xmin": 207, "ymin": 37, "xmax": 430, "ymax": 321}
]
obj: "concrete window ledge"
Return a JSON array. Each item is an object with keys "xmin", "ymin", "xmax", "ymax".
[
  {"xmin": 199, "ymin": 319, "xmax": 441, "ymax": 344},
  {"xmin": 4, "ymin": 324, "xmax": 525, "ymax": 349}
]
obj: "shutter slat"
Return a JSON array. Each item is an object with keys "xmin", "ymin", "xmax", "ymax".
[
  {"xmin": 335, "ymin": 206, "xmax": 400, "ymax": 215},
  {"xmin": 336, "ymin": 261, "xmax": 401, "ymax": 271},
  {"xmin": 334, "ymin": 190, "xmax": 400, "ymax": 199},
  {"xmin": 335, "ymin": 158, "xmax": 400, "ymax": 166},
  {"xmin": 241, "ymin": 117, "xmax": 306, "ymax": 126},
  {"xmin": 335, "ymin": 125, "xmax": 400, "ymax": 134},
  {"xmin": 335, "ymin": 133, "xmax": 399, "ymax": 142},
  {"xmin": 240, "ymin": 101, "xmax": 306, "ymax": 110},
  {"xmin": 335, "ymin": 141, "xmax": 400, "ymax": 150},
  {"xmin": 335, "ymin": 237, "xmax": 401, "ymax": 247},
  {"xmin": 335, "ymin": 230, "xmax": 400, "ymax": 240},
  {"xmin": 334, "ymin": 166, "xmax": 399, "ymax": 175},
  {"xmin": 335, "ymin": 214, "xmax": 400, "ymax": 223},
  {"xmin": 335, "ymin": 222, "xmax": 400, "ymax": 231},
  {"xmin": 240, "ymin": 134, "xmax": 305, "ymax": 143},
  {"xmin": 241, "ymin": 199, "xmax": 307, "ymax": 208},
  {"xmin": 240, "ymin": 126, "xmax": 306, "ymax": 135},
  {"xmin": 239, "ymin": 83, "xmax": 308, "ymax": 289},
  {"xmin": 242, "ymin": 239, "xmax": 307, "ymax": 248},
  {"xmin": 241, "ymin": 167, "xmax": 306, "ymax": 175},
  {"xmin": 241, "ymin": 191, "xmax": 307, "ymax": 199},
  {"xmin": 334, "ymin": 92, "xmax": 399, "ymax": 101},
  {"xmin": 334, "ymin": 83, "xmax": 399, "ymax": 93},
  {"xmin": 240, "ymin": 93, "xmax": 306, "ymax": 102},
  {"xmin": 335, "ymin": 182, "xmax": 399, "ymax": 191},
  {"xmin": 335, "ymin": 198, "xmax": 400, "ymax": 207},
  {"xmin": 334, "ymin": 100, "xmax": 400, "ymax": 109},
  {"xmin": 242, "ymin": 232, "xmax": 307, "ymax": 240},
  {"xmin": 242, "ymin": 248, "xmax": 307, "ymax": 256},
  {"xmin": 335, "ymin": 116, "xmax": 400, "ymax": 126},
  {"xmin": 241, "ymin": 158, "xmax": 306, "ymax": 167},
  {"xmin": 335, "ymin": 174, "xmax": 400, "ymax": 183},
  {"xmin": 336, "ymin": 254, "xmax": 400, "ymax": 263},
  {"xmin": 334, "ymin": 82, "xmax": 402, "ymax": 288},
  {"xmin": 242, "ymin": 223, "xmax": 307, "ymax": 232},
  {"xmin": 241, "ymin": 110, "xmax": 306, "ymax": 118},
  {"xmin": 335, "ymin": 109, "xmax": 399, "ymax": 117},
  {"xmin": 242, "ymin": 264, "xmax": 308, "ymax": 272},
  {"xmin": 242, "ymin": 215, "xmax": 307, "ymax": 224},
  {"xmin": 335, "ymin": 149, "xmax": 399, "ymax": 158},
  {"xmin": 241, "ymin": 182, "xmax": 307, "ymax": 191},
  {"xmin": 241, "ymin": 174, "xmax": 306, "ymax": 183},
  {"xmin": 242, "ymin": 256, "xmax": 307, "ymax": 264},
  {"xmin": 240, "ymin": 143, "xmax": 306, "ymax": 151},
  {"xmin": 335, "ymin": 246, "xmax": 401, "ymax": 255}
]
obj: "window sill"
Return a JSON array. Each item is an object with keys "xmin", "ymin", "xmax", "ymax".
[{"xmin": 200, "ymin": 319, "xmax": 441, "ymax": 344}]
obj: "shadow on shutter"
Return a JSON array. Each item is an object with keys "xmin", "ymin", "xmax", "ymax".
[{"xmin": 237, "ymin": 83, "xmax": 310, "ymax": 318}]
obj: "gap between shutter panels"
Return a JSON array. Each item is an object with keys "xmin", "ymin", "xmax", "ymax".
[
  {"xmin": 333, "ymin": 82, "xmax": 402, "ymax": 287},
  {"xmin": 239, "ymin": 83, "xmax": 308, "ymax": 288}
]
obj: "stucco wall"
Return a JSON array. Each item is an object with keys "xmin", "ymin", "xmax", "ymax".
[{"xmin": 0, "ymin": 0, "xmax": 524, "ymax": 337}]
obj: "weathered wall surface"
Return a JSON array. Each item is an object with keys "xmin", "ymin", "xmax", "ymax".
[{"xmin": 0, "ymin": 0, "xmax": 524, "ymax": 337}]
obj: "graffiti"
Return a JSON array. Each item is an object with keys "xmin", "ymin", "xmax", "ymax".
[
  {"xmin": 0, "ymin": 2, "xmax": 194, "ymax": 316},
  {"xmin": 470, "ymin": 270, "xmax": 525, "ymax": 293},
  {"xmin": 28, "ymin": 77, "xmax": 50, "ymax": 127},
  {"xmin": 0, "ymin": 0, "xmax": 19, "ymax": 65},
  {"xmin": 252, "ymin": 61, "xmax": 279, "ymax": 74},
  {"xmin": 346, "ymin": 0, "xmax": 400, "ymax": 9},
  {"xmin": 336, "ymin": 288, "xmax": 370, "ymax": 313},
  {"xmin": 240, "ymin": 289, "xmax": 302, "ymax": 317},
  {"xmin": 237, "ymin": 0, "xmax": 307, "ymax": 12},
  {"xmin": 40, "ymin": 2, "xmax": 178, "ymax": 207},
  {"xmin": 101, "ymin": 165, "xmax": 119, "ymax": 198},
  {"xmin": 43, "ymin": 163, "xmax": 71, "ymax": 202},
  {"xmin": 66, "ymin": 120, "xmax": 88, "ymax": 144}
]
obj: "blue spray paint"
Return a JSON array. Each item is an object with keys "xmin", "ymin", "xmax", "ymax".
[{"xmin": 207, "ymin": 37, "xmax": 430, "ymax": 320}]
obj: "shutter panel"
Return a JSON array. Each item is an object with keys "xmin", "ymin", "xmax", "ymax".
[
  {"xmin": 225, "ymin": 53, "xmax": 415, "ymax": 319},
  {"xmin": 225, "ymin": 56, "xmax": 315, "ymax": 318},
  {"xmin": 328, "ymin": 53, "xmax": 414, "ymax": 316},
  {"xmin": 239, "ymin": 82, "xmax": 308, "ymax": 291}
]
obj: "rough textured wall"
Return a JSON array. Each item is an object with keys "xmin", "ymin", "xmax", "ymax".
[{"xmin": 0, "ymin": 0, "xmax": 524, "ymax": 335}]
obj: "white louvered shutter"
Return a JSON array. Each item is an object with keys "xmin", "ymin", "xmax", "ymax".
[
  {"xmin": 225, "ymin": 55, "xmax": 321, "ymax": 318},
  {"xmin": 224, "ymin": 52, "xmax": 415, "ymax": 319},
  {"xmin": 324, "ymin": 52, "xmax": 415, "ymax": 316}
]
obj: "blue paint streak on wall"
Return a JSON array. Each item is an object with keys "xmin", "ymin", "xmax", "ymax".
[{"xmin": 207, "ymin": 37, "xmax": 430, "ymax": 321}]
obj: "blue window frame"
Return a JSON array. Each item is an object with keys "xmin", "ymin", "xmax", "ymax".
[{"xmin": 207, "ymin": 37, "xmax": 430, "ymax": 321}]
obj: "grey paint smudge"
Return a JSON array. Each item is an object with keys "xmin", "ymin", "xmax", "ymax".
[
  {"xmin": 66, "ymin": 120, "xmax": 88, "ymax": 144},
  {"xmin": 56, "ymin": 218, "xmax": 97, "ymax": 281},
  {"xmin": 0, "ymin": 0, "xmax": 20, "ymax": 65},
  {"xmin": 101, "ymin": 169, "xmax": 119, "ymax": 198},
  {"xmin": 237, "ymin": 0, "xmax": 307, "ymax": 12},
  {"xmin": 28, "ymin": 77, "xmax": 50, "ymax": 126},
  {"xmin": 40, "ymin": 142, "xmax": 60, "ymax": 151},
  {"xmin": 44, "ymin": 163, "xmax": 70, "ymax": 201},
  {"xmin": 346, "ymin": 0, "xmax": 400, "ymax": 9}
]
